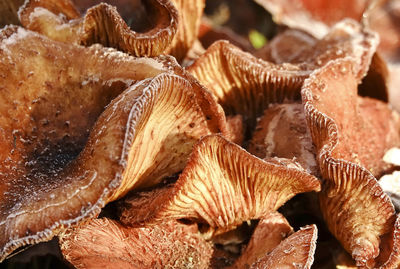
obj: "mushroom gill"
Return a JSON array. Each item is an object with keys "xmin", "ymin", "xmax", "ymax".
[
  {"xmin": 120, "ymin": 134, "xmax": 320, "ymax": 236},
  {"xmin": 187, "ymin": 40, "xmax": 308, "ymax": 126},
  {"xmin": 59, "ymin": 218, "xmax": 213, "ymax": 269},
  {"xmin": 302, "ymin": 58, "xmax": 400, "ymax": 267},
  {"xmin": 19, "ymin": 0, "xmax": 178, "ymax": 57},
  {"xmin": 0, "ymin": 26, "xmax": 226, "ymax": 261},
  {"xmin": 187, "ymin": 19, "xmax": 378, "ymax": 127}
]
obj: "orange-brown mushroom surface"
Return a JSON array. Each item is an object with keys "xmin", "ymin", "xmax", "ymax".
[
  {"xmin": 120, "ymin": 134, "xmax": 320, "ymax": 236},
  {"xmin": 187, "ymin": 19, "xmax": 378, "ymax": 129},
  {"xmin": 247, "ymin": 224, "xmax": 318, "ymax": 269},
  {"xmin": 232, "ymin": 212, "xmax": 294, "ymax": 268},
  {"xmin": 0, "ymin": 26, "xmax": 226, "ymax": 261},
  {"xmin": 18, "ymin": 0, "xmax": 206, "ymax": 60},
  {"xmin": 249, "ymin": 103, "xmax": 318, "ymax": 175},
  {"xmin": 19, "ymin": 0, "xmax": 179, "ymax": 57},
  {"xmin": 302, "ymin": 58, "xmax": 400, "ymax": 267},
  {"xmin": 59, "ymin": 218, "xmax": 213, "ymax": 269},
  {"xmin": 254, "ymin": 0, "xmax": 400, "ymax": 62}
]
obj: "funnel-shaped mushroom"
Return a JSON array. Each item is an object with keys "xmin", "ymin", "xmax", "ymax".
[
  {"xmin": 19, "ymin": 0, "xmax": 178, "ymax": 57},
  {"xmin": 187, "ymin": 19, "xmax": 378, "ymax": 127},
  {"xmin": 247, "ymin": 224, "xmax": 318, "ymax": 269},
  {"xmin": 59, "ymin": 219, "xmax": 213, "ymax": 269},
  {"xmin": 121, "ymin": 134, "xmax": 320, "ymax": 236},
  {"xmin": 302, "ymin": 58, "xmax": 400, "ymax": 266},
  {"xmin": 0, "ymin": 26, "xmax": 226, "ymax": 261},
  {"xmin": 232, "ymin": 212, "xmax": 293, "ymax": 268}
]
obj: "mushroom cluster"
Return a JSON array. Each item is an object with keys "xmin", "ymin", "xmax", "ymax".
[{"xmin": 0, "ymin": 0, "xmax": 399, "ymax": 268}]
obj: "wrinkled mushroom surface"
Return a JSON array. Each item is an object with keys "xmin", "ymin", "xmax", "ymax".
[
  {"xmin": 0, "ymin": 26, "xmax": 226, "ymax": 261},
  {"xmin": 19, "ymin": 0, "xmax": 178, "ymax": 57},
  {"xmin": 249, "ymin": 103, "xmax": 318, "ymax": 175},
  {"xmin": 60, "ymin": 218, "xmax": 213, "ymax": 269},
  {"xmin": 302, "ymin": 58, "xmax": 400, "ymax": 267},
  {"xmin": 249, "ymin": 224, "xmax": 318, "ymax": 269},
  {"xmin": 232, "ymin": 212, "xmax": 293, "ymax": 268},
  {"xmin": 121, "ymin": 134, "xmax": 320, "ymax": 236},
  {"xmin": 188, "ymin": 19, "xmax": 378, "ymax": 129}
]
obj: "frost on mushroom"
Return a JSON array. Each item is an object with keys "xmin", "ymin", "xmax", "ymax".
[
  {"xmin": 0, "ymin": 26, "xmax": 226, "ymax": 261},
  {"xmin": 59, "ymin": 218, "xmax": 213, "ymax": 269},
  {"xmin": 120, "ymin": 134, "xmax": 320, "ymax": 236},
  {"xmin": 302, "ymin": 58, "xmax": 400, "ymax": 267},
  {"xmin": 18, "ymin": 0, "xmax": 179, "ymax": 57}
]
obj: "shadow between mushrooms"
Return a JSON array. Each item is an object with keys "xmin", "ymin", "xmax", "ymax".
[
  {"xmin": 59, "ymin": 218, "xmax": 213, "ymax": 269},
  {"xmin": 120, "ymin": 134, "xmax": 321, "ymax": 236},
  {"xmin": 0, "ymin": 26, "xmax": 227, "ymax": 261},
  {"xmin": 302, "ymin": 58, "xmax": 400, "ymax": 267}
]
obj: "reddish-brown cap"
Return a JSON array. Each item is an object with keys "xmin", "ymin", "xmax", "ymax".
[
  {"xmin": 0, "ymin": 26, "xmax": 226, "ymax": 261},
  {"xmin": 19, "ymin": 0, "xmax": 178, "ymax": 57},
  {"xmin": 248, "ymin": 224, "xmax": 318, "ymax": 269},
  {"xmin": 232, "ymin": 212, "xmax": 294, "ymax": 268},
  {"xmin": 302, "ymin": 58, "xmax": 400, "ymax": 266},
  {"xmin": 60, "ymin": 219, "xmax": 213, "ymax": 269}
]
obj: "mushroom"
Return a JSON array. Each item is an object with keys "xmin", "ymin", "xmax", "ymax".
[
  {"xmin": 187, "ymin": 19, "xmax": 378, "ymax": 128},
  {"xmin": 232, "ymin": 212, "xmax": 294, "ymax": 268},
  {"xmin": 18, "ymin": 0, "xmax": 178, "ymax": 57},
  {"xmin": 120, "ymin": 134, "xmax": 321, "ymax": 236},
  {"xmin": 249, "ymin": 103, "xmax": 318, "ymax": 175},
  {"xmin": 59, "ymin": 218, "xmax": 213, "ymax": 269},
  {"xmin": 302, "ymin": 57, "xmax": 400, "ymax": 266},
  {"xmin": 0, "ymin": 26, "xmax": 227, "ymax": 261},
  {"xmin": 18, "ymin": 0, "xmax": 206, "ymax": 60},
  {"xmin": 245, "ymin": 224, "xmax": 318, "ymax": 269}
]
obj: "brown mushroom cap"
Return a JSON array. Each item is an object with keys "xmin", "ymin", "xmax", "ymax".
[
  {"xmin": 302, "ymin": 58, "xmax": 400, "ymax": 266},
  {"xmin": 120, "ymin": 134, "xmax": 320, "ymax": 236},
  {"xmin": 0, "ymin": 26, "xmax": 226, "ymax": 261},
  {"xmin": 232, "ymin": 212, "xmax": 294, "ymax": 268},
  {"xmin": 187, "ymin": 40, "xmax": 308, "ymax": 126},
  {"xmin": 59, "ymin": 218, "xmax": 213, "ymax": 269},
  {"xmin": 19, "ymin": 0, "xmax": 178, "ymax": 57},
  {"xmin": 249, "ymin": 103, "xmax": 318, "ymax": 175},
  {"xmin": 248, "ymin": 224, "xmax": 318, "ymax": 269},
  {"xmin": 187, "ymin": 19, "xmax": 378, "ymax": 129},
  {"xmin": 255, "ymin": 0, "xmax": 400, "ymax": 62},
  {"xmin": 165, "ymin": 0, "xmax": 205, "ymax": 61}
]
